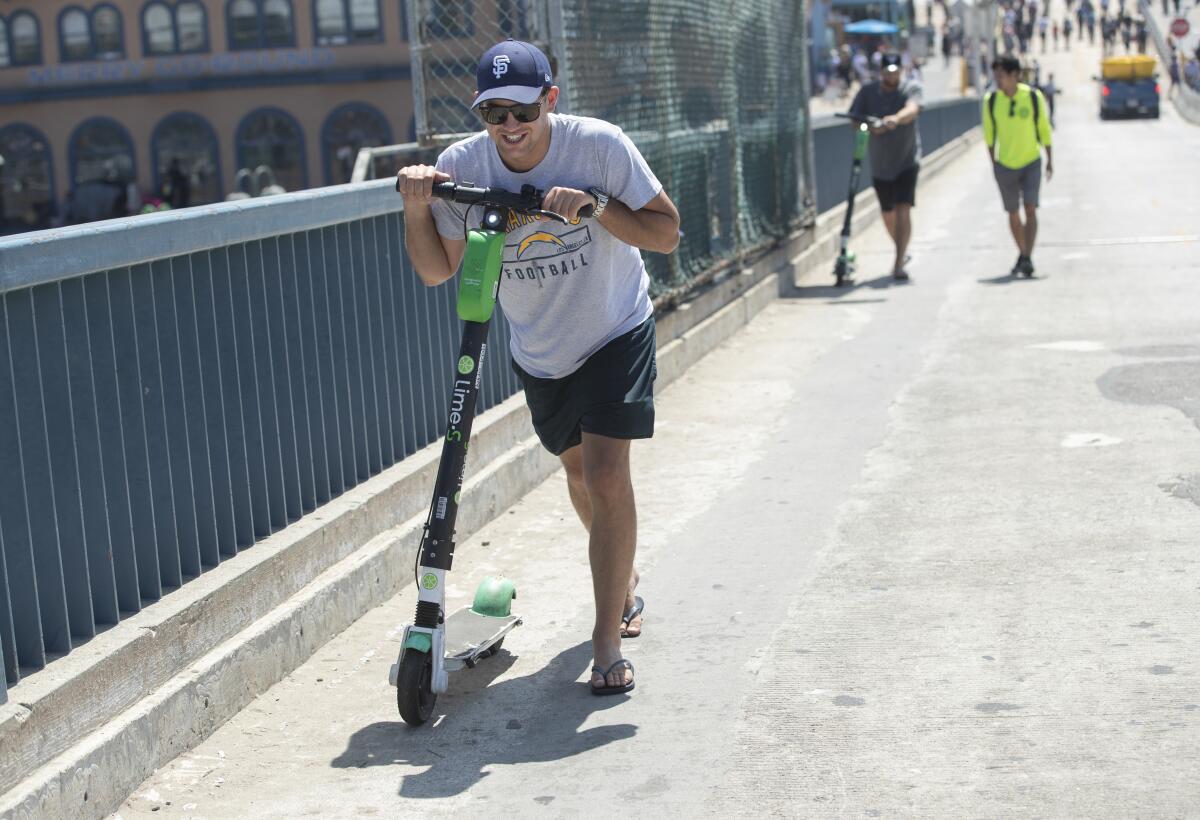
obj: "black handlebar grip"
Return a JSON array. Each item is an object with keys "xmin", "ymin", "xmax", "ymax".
[
  {"xmin": 431, "ymin": 181, "xmax": 456, "ymax": 199},
  {"xmin": 577, "ymin": 204, "xmax": 595, "ymax": 219}
]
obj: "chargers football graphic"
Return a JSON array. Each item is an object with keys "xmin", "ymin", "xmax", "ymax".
[
  {"xmin": 517, "ymin": 232, "xmax": 567, "ymax": 259},
  {"xmin": 502, "ymin": 224, "xmax": 594, "ymax": 287},
  {"xmin": 504, "ymin": 224, "xmax": 592, "ymax": 262}
]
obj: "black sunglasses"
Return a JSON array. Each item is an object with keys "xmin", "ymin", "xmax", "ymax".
[
  {"xmin": 477, "ymin": 96, "xmax": 545, "ymax": 125},
  {"xmin": 1009, "ymin": 98, "xmax": 1017, "ymax": 117}
]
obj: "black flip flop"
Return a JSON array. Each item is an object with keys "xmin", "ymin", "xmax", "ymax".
[
  {"xmin": 590, "ymin": 659, "xmax": 635, "ymax": 696},
  {"xmin": 620, "ymin": 596, "xmax": 644, "ymax": 638}
]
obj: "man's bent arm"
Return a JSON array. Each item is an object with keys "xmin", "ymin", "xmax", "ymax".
[
  {"xmin": 894, "ymin": 99, "xmax": 921, "ymax": 125},
  {"xmin": 597, "ymin": 191, "xmax": 681, "ymax": 255},
  {"xmin": 404, "ymin": 204, "xmax": 466, "ymax": 286}
]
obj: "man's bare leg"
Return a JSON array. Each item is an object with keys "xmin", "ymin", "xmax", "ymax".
[
  {"xmin": 881, "ymin": 208, "xmax": 897, "ymax": 241},
  {"xmin": 1023, "ymin": 202, "xmax": 1038, "ymax": 259},
  {"xmin": 892, "ymin": 204, "xmax": 913, "ymax": 274},
  {"xmin": 1007, "ymin": 210, "xmax": 1027, "ymax": 257},
  {"xmin": 568, "ymin": 434, "xmax": 639, "ymax": 689},
  {"xmin": 561, "ymin": 442, "xmax": 642, "ymax": 646}
]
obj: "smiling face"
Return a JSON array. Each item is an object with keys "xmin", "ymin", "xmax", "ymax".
[{"xmin": 477, "ymin": 86, "xmax": 560, "ymax": 172}]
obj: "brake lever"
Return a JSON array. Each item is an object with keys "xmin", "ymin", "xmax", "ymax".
[{"xmin": 528, "ymin": 209, "xmax": 570, "ymax": 224}]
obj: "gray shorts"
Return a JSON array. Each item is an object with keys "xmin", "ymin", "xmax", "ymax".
[{"xmin": 993, "ymin": 158, "xmax": 1042, "ymax": 212}]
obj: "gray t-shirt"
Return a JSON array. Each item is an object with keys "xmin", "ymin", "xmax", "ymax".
[
  {"xmin": 848, "ymin": 79, "xmax": 923, "ymax": 180},
  {"xmin": 431, "ymin": 114, "xmax": 662, "ymax": 379}
]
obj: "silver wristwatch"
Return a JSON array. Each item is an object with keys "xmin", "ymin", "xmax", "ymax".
[{"xmin": 588, "ymin": 188, "xmax": 610, "ymax": 218}]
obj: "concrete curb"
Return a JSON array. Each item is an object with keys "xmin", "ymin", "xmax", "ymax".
[
  {"xmin": 0, "ymin": 234, "xmax": 798, "ymax": 820},
  {"xmin": 0, "ymin": 124, "xmax": 981, "ymax": 820}
]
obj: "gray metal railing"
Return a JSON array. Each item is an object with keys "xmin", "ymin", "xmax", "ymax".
[
  {"xmin": 0, "ymin": 98, "xmax": 982, "ymax": 704},
  {"xmin": 811, "ymin": 97, "xmax": 981, "ymax": 213},
  {"xmin": 0, "ymin": 180, "xmax": 524, "ymax": 700}
]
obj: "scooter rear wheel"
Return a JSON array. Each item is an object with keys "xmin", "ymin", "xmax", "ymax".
[{"xmin": 397, "ymin": 650, "xmax": 437, "ymax": 727}]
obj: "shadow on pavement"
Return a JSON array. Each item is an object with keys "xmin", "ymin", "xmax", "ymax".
[
  {"xmin": 330, "ymin": 641, "xmax": 637, "ymax": 799},
  {"xmin": 786, "ymin": 273, "xmax": 905, "ymax": 300},
  {"xmin": 977, "ymin": 273, "xmax": 1044, "ymax": 286}
]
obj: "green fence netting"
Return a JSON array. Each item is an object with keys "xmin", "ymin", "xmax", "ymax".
[{"xmin": 407, "ymin": 0, "xmax": 812, "ymax": 298}]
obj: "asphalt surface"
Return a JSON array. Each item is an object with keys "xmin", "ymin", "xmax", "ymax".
[{"xmin": 111, "ymin": 42, "xmax": 1200, "ymax": 819}]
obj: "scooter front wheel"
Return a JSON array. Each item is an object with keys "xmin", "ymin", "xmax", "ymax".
[{"xmin": 397, "ymin": 650, "xmax": 437, "ymax": 727}]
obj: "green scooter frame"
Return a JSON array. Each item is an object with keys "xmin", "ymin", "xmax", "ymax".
[
  {"xmin": 389, "ymin": 181, "xmax": 590, "ymax": 727},
  {"xmin": 832, "ymin": 113, "xmax": 882, "ymax": 287}
]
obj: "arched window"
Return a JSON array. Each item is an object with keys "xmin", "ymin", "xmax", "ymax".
[
  {"xmin": 228, "ymin": 0, "xmax": 259, "ymax": 48},
  {"xmin": 92, "ymin": 5, "xmax": 124, "ymax": 59},
  {"xmin": 69, "ymin": 117, "xmax": 135, "ymax": 186},
  {"xmin": 143, "ymin": 3, "xmax": 175, "ymax": 54},
  {"xmin": 10, "ymin": 12, "xmax": 42, "ymax": 65},
  {"xmin": 314, "ymin": 0, "xmax": 346, "ymax": 44},
  {"xmin": 315, "ymin": 0, "xmax": 381, "ymax": 44},
  {"xmin": 262, "ymin": 0, "xmax": 294, "ymax": 46},
  {"xmin": 0, "ymin": 125, "xmax": 55, "ymax": 233},
  {"xmin": 322, "ymin": 103, "xmax": 392, "ymax": 184},
  {"xmin": 144, "ymin": 1, "xmax": 207, "ymax": 55},
  {"xmin": 228, "ymin": 0, "xmax": 293, "ymax": 50},
  {"xmin": 176, "ymin": 1, "xmax": 207, "ymax": 51},
  {"xmin": 152, "ymin": 113, "xmax": 221, "ymax": 206},
  {"xmin": 236, "ymin": 108, "xmax": 306, "ymax": 192},
  {"xmin": 60, "ymin": 7, "xmax": 92, "ymax": 61},
  {"xmin": 349, "ymin": 0, "xmax": 381, "ymax": 38}
]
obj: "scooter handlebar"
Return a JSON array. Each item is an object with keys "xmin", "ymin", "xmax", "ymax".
[
  {"xmin": 834, "ymin": 112, "xmax": 885, "ymax": 129},
  {"xmin": 421, "ymin": 181, "xmax": 594, "ymax": 220}
]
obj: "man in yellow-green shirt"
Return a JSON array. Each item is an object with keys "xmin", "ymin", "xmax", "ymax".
[{"xmin": 983, "ymin": 54, "xmax": 1054, "ymax": 277}]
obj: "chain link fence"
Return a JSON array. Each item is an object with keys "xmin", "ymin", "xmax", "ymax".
[{"xmin": 403, "ymin": 0, "xmax": 813, "ymax": 299}]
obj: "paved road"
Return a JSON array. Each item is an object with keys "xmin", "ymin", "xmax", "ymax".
[{"xmin": 112, "ymin": 42, "xmax": 1200, "ymax": 819}]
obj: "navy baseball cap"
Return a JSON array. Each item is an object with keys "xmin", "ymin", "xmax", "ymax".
[
  {"xmin": 881, "ymin": 53, "xmax": 903, "ymax": 72},
  {"xmin": 474, "ymin": 39, "xmax": 553, "ymax": 108}
]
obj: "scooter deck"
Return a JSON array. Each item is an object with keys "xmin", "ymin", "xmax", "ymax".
[{"xmin": 444, "ymin": 606, "xmax": 521, "ymax": 670}]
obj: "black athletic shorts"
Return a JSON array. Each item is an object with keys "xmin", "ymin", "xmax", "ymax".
[
  {"xmin": 872, "ymin": 164, "xmax": 919, "ymax": 212},
  {"xmin": 512, "ymin": 317, "xmax": 657, "ymax": 456}
]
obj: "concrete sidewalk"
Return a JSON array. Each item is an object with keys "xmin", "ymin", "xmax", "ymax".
[{"xmin": 111, "ymin": 41, "xmax": 1199, "ymax": 819}]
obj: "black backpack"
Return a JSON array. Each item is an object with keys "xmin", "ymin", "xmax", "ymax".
[{"xmin": 987, "ymin": 84, "xmax": 1043, "ymax": 144}]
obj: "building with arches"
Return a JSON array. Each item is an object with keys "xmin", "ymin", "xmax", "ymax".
[{"xmin": 0, "ymin": 0, "xmax": 417, "ymax": 232}]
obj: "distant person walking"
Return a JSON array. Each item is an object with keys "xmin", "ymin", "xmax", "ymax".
[
  {"xmin": 848, "ymin": 53, "xmax": 924, "ymax": 281},
  {"xmin": 1040, "ymin": 72, "xmax": 1058, "ymax": 125},
  {"xmin": 983, "ymin": 54, "xmax": 1054, "ymax": 278}
]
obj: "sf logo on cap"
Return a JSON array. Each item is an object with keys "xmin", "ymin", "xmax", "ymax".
[{"xmin": 492, "ymin": 55, "xmax": 510, "ymax": 79}]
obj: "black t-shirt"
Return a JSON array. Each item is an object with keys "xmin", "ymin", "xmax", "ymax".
[{"xmin": 848, "ymin": 79, "xmax": 924, "ymax": 181}]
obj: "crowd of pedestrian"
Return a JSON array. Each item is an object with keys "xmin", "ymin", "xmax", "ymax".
[
  {"xmin": 818, "ymin": 40, "xmax": 928, "ymax": 101},
  {"xmin": 1166, "ymin": 34, "xmax": 1200, "ymax": 92}
]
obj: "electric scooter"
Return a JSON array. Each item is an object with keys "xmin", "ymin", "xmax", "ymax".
[
  {"xmin": 832, "ymin": 113, "xmax": 883, "ymax": 287},
  {"xmin": 388, "ymin": 180, "xmax": 592, "ymax": 727}
]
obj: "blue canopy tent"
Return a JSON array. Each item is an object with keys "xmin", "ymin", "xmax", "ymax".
[{"xmin": 843, "ymin": 18, "xmax": 899, "ymax": 34}]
